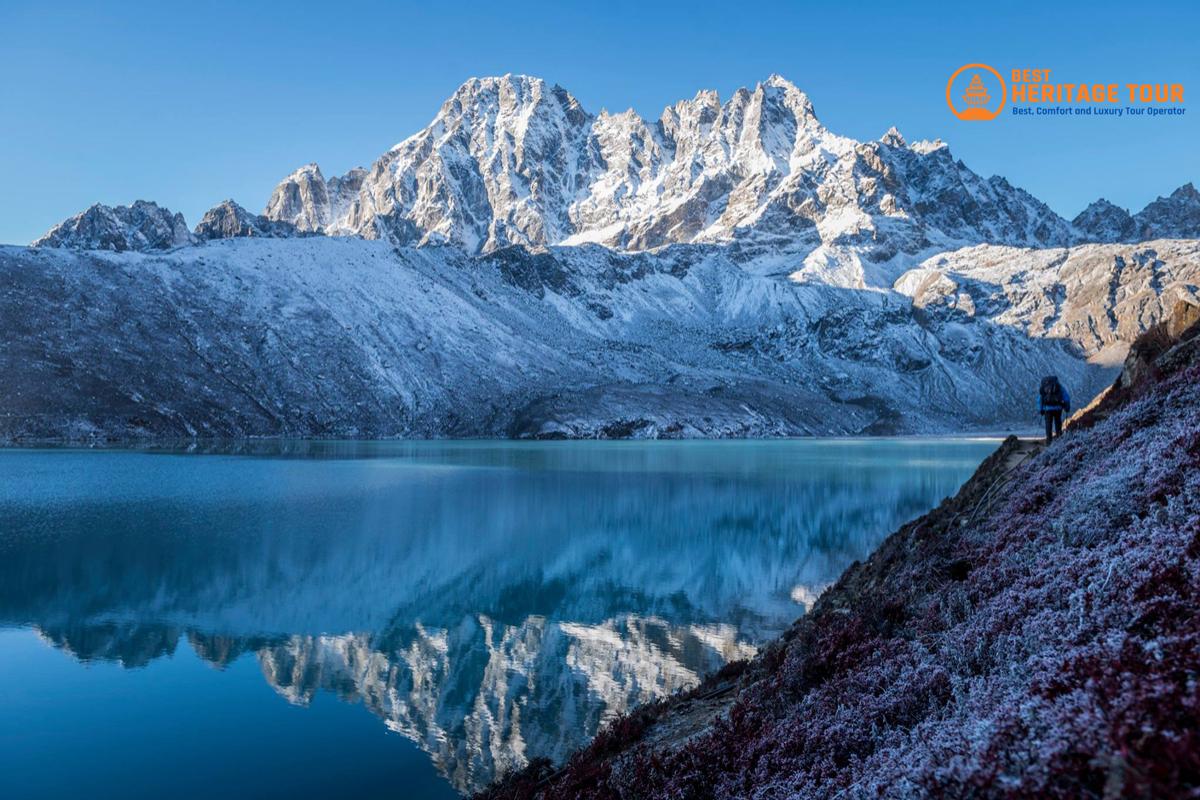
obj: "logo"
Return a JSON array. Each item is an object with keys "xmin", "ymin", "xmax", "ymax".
[{"xmin": 946, "ymin": 63, "xmax": 1007, "ymax": 121}]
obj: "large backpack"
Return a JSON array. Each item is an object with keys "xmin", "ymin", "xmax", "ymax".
[{"xmin": 1040, "ymin": 376, "xmax": 1063, "ymax": 407}]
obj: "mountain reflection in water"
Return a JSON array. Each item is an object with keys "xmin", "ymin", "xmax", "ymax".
[{"xmin": 0, "ymin": 439, "xmax": 996, "ymax": 797}]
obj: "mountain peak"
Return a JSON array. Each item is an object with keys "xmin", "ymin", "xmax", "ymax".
[
  {"xmin": 1130, "ymin": 181, "xmax": 1200, "ymax": 240},
  {"xmin": 1170, "ymin": 181, "xmax": 1198, "ymax": 199},
  {"xmin": 253, "ymin": 75, "xmax": 1199, "ymax": 259},
  {"xmin": 32, "ymin": 200, "xmax": 194, "ymax": 252},
  {"xmin": 755, "ymin": 74, "xmax": 817, "ymax": 122},
  {"xmin": 195, "ymin": 199, "xmax": 301, "ymax": 240},
  {"xmin": 446, "ymin": 74, "xmax": 580, "ymax": 109},
  {"xmin": 881, "ymin": 126, "xmax": 906, "ymax": 147},
  {"xmin": 290, "ymin": 162, "xmax": 323, "ymax": 178},
  {"xmin": 910, "ymin": 138, "xmax": 948, "ymax": 155},
  {"xmin": 1072, "ymin": 197, "xmax": 1136, "ymax": 243}
]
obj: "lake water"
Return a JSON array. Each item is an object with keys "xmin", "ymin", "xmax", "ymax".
[{"xmin": 0, "ymin": 439, "xmax": 996, "ymax": 799}]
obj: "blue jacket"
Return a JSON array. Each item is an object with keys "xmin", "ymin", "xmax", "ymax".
[{"xmin": 1039, "ymin": 385, "xmax": 1071, "ymax": 413}]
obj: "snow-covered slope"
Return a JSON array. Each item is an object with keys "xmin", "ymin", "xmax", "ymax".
[
  {"xmin": 2, "ymin": 237, "xmax": 1196, "ymax": 442},
  {"xmin": 895, "ymin": 240, "xmax": 1200, "ymax": 364}
]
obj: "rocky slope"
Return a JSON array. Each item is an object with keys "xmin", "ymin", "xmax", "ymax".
[
  {"xmin": 480, "ymin": 303, "xmax": 1200, "ymax": 799},
  {"xmin": 3, "ymin": 237, "xmax": 1197, "ymax": 442}
]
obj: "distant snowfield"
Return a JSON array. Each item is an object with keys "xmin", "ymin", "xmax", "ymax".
[{"xmin": 2, "ymin": 236, "xmax": 1196, "ymax": 442}]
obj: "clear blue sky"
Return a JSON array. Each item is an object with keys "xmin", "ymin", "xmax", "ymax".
[{"xmin": 2, "ymin": 0, "xmax": 1197, "ymax": 244}]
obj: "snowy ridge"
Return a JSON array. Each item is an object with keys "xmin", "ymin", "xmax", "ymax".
[
  {"xmin": 250, "ymin": 74, "xmax": 1082, "ymax": 287},
  {"xmin": 243, "ymin": 74, "xmax": 1199, "ymax": 288},
  {"xmin": 29, "ymin": 76, "xmax": 1200, "ymax": 282},
  {"xmin": 2, "ymin": 237, "xmax": 1197, "ymax": 441}
]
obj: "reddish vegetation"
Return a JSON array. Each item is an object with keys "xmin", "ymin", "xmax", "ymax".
[{"xmin": 479, "ymin": 314, "xmax": 1200, "ymax": 799}]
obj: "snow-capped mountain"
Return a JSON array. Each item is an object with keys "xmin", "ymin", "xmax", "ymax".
[
  {"xmin": 32, "ymin": 200, "xmax": 195, "ymax": 252},
  {"xmin": 10, "ymin": 74, "xmax": 1200, "ymax": 441},
  {"xmin": 253, "ymin": 75, "xmax": 1079, "ymax": 286},
  {"xmin": 1071, "ymin": 183, "xmax": 1200, "ymax": 244},
  {"xmin": 1072, "ymin": 198, "xmax": 1138, "ymax": 243},
  {"xmin": 28, "ymin": 74, "xmax": 1199, "ymax": 280}
]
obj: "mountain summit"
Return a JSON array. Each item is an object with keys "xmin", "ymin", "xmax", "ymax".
[
  {"xmin": 255, "ymin": 74, "xmax": 1081, "ymax": 284},
  {"xmin": 31, "ymin": 75, "xmax": 1199, "ymax": 288}
]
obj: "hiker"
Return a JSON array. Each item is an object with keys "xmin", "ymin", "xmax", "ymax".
[{"xmin": 1038, "ymin": 375, "xmax": 1071, "ymax": 444}]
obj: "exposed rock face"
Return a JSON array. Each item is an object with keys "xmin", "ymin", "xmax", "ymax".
[
  {"xmin": 262, "ymin": 162, "xmax": 366, "ymax": 233},
  {"xmin": 193, "ymin": 199, "xmax": 302, "ymax": 240},
  {"xmin": 32, "ymin": 200, "xmax": 195, "ymax": 251},
  {"xmin": 894, "ymin": 240, "xmax": 1200, "ymax": 363},
  {"xmin": 1166, "ymin": 296, "xmax": 1200, "ymax": 338}
]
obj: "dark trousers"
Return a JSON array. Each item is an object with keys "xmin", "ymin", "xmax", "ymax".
[{"xmin": 1043, "ymin": 409, "xmax": 1063, "ymax": 444}]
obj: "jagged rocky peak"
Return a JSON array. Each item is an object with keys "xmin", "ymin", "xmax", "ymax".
[
  {"xmin": 194, "ymin": 199, "xmax": 302, "ymax": 240},
  {"xmin": 759, "ymin": 73, "xmax": 818, "ymax": 124},
  {"xmin": 263, "ymin": 162, "xmax": 364, "ymax": 234},
  {"xmin": 255, "ymin": 74, "xmax": 1200, "ymax": 271},
  {"xmin": 258, "ymin": 72, "xmax": 1083, "ymax": 266},
  {"xmin": 438, "ymin": 73, "xmax": 589, "ymax": 128},
  {"xmin": 1133, "ymin": 182, "xmax": 1200, "ymax": 240},
  {"xmin": 1072, "ymin": 198, "xmax": 1136, "ymax": 243},
  {"xmin": 1073, "ymin": 184, "xmax": 1200, "ymax": 244},
  {"xmin": 880, "ymin": 126, "xmax": 906, "ymax": 147},
  {"xmin": 32, "ymin": 200, "xmax": 195, "ymax": 252}
]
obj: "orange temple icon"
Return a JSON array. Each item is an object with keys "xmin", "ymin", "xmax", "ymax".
[{"xmin": 963, "ymin": 72, "xmax": 990, "ymax": 108}]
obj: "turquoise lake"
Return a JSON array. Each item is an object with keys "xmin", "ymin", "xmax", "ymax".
[{"xmin": 0, "ymin": 438, "xmax": 998, "ymax": 798}]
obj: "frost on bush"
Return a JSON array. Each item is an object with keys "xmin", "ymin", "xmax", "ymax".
[{"xmin": 480, "ymin": 361, "xmax": 1200, "ymax": 799}]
